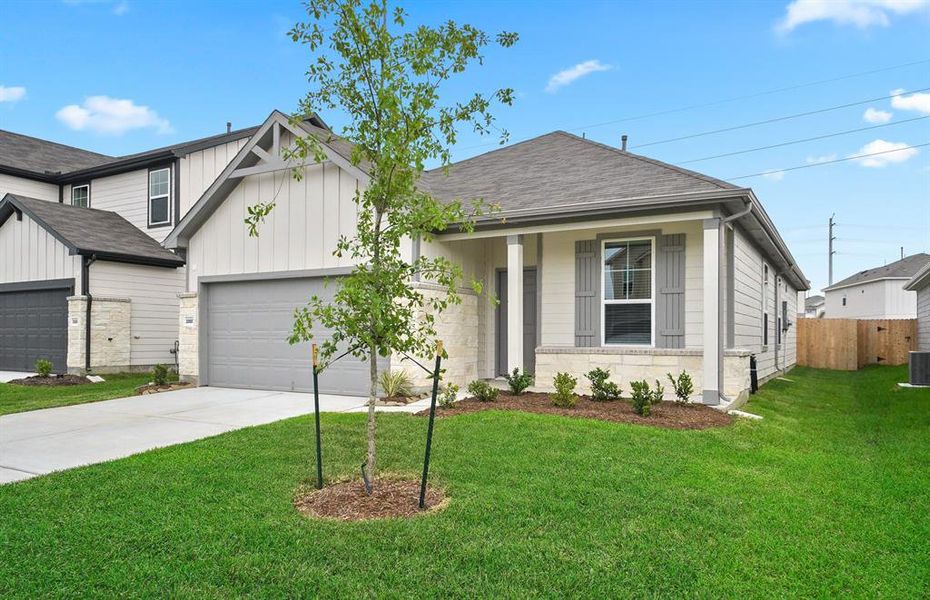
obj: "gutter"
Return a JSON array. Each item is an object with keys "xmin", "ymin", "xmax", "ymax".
[{"xmin": 81, "ymin": 255, "xmax": 97, "ymax": 373}]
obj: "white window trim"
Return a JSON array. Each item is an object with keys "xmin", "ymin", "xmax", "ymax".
[
  {"xmin": 71, "ymin": 184, "xmax": 90, "ymax": 208},
  {"xmin": 600, "ymin": 236, "xmax": 656, "ymax": 347},
  {"xmin": 148, "ymin": 167, "xmax": 172, "ymax": 227}
]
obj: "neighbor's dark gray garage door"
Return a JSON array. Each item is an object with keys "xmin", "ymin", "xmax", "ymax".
[
  {"xmin": 0, "ymin": 280, "xmax": 71, "ymax": 373},
  {"xmin": 205, "ymin": 277, "xmax": 380, "ymax": 395}
]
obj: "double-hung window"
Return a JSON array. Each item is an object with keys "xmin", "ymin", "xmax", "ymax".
[
  {"xmin": 602, "ymin": 238, "xmax": 654, "ymax": 345},
  {"xmin": 148, "ymin": 168, "xmax": 171, "ymax": 227},
  {"xmin": 71, "ymin": 184, "xmax": 89, "ymax": 208}
]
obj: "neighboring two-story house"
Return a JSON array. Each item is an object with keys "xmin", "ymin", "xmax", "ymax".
[
  {"xmin": 823, "ymin": 253, "xmax": 930, "ymax": 320},
  {"xmin": 0, "ymin": 124, "xmax": 268, "ymax": 373}
]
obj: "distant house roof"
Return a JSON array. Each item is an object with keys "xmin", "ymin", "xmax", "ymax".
[
  {"xmin": 0, "ymin": 114, "xmax": 329, "ymax": 182},
  {"xmin": 805, "ymin": 295, "xmax": 825, "ymax": 310},
  {"xmin": 0, "ymin": 194, "xmax": 185, "ymax": 268},
  {"xmin": 825, "ymin": 253, "xmax": 930, "ymax": 292},
  {"xmin": 419, "ymin": 131, "xmax": 739, "ymax": 218}
]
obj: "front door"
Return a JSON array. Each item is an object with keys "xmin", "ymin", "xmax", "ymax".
[{"xmin": 496, "ymin": 268, "xmax": 537, "ymax": 376}]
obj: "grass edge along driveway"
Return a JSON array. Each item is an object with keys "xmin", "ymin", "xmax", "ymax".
[
  {"xmin": 0, "ymin": 373, "xmax": 152, "ymax": 416},
  {"xmin": 0, "ymin": 365, "xmax": 927, "ymax": 597}
]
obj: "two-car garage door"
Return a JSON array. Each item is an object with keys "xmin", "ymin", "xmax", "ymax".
[
  {"xmin": 204, "ymin": 276, "xmax": 380, "ymax": 396},
  {"xmin": 0, "ymin": 280, "xmax": 71, "ymax": 373}
]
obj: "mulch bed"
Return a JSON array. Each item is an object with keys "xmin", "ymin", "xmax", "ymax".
[
  {"xmin": 294, "ymin": 478, "xmax": 447, "ymax": 521},
  {"xmin": 415, "ymin": 392, "xmax": 732, "ymax": 430},
  {"xmin": 7, "ymin": 374, "xmax": 91, "ymax": 387},
  {"xmin": 136, "ymin": 381, "xmax": 193, "ymax": 395}
]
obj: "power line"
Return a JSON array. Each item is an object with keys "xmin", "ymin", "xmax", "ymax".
[
  {"xmin": 571, "ymin": 58, "xmax": 930, "ymax": 132},
  {"xmin": 726, "ymin": 142, "xmax": 930, "ymax": 181},
  {"xmin": 455, "ymin": 57, "xmax": 930, "ymax": 152},
  {"xmin": 677, "ymin": 115, "xmax": 929, "ymax": 164},
  {"xmin": 632, "ymin": 87, "xmax": 930, "ymax": 149}
]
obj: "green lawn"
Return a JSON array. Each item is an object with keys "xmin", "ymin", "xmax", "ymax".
[
  {"xmin": 0, "ymin": 373, "xmax": 154, "ymax": 416},
  {"xmin": 1, "ymin": 366, "xmax": 927, "ymax": 597}
]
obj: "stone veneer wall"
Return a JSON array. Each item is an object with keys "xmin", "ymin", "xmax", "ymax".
[
  {"xmin": 390, "ymin": 283, "xmax": 480, "ymax": 391},
  {"xmin": 534, "ymin": 346, "xmax": 753, "ymax": 405},
  {"xmin": 177, "ymin": 293, "xmax": 199, "ymax": 385},
  {"xmin": 67, "ymin": 295, "xmax": 132, "ymax": 374}
]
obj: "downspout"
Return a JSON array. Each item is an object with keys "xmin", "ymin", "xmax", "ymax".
[
  {"xmin": 81, "ymin": 255, "xmax": 97, "ymax": 373},
  {"xmin": 716, "ymin": 200, "xmax": 754, "ymax": 398}
]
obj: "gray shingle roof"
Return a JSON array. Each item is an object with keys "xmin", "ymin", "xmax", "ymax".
[
  {"xmin": 825, "ymin": 253, "xmax": 930, "ymax": 291},
  {"xmin": 0, "ymin": 194, "xmax": 184, "ymax": 267},
  {"xmin": 0, "ymin": 130, "xmax": 113, "ymax": 176},
  {"xmin": 804, "ymin": 295, "xmax": 824, "ymax": 310},
  {"xmin": 419, "ymin": 131, "xmax": 738, "ymax": 216}
]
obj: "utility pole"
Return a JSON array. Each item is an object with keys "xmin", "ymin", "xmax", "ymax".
[{"xmin": 828, "ymin": 214, "xmax": 836, "ymax": 286}]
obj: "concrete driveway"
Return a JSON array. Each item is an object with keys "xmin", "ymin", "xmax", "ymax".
[
  {"xmin": 0, "ymin": 371, "xmax": 33, "ymax": 383},
  {"xmin": 0, "ymin": 386, "xmax": 432, "ymax": 484}
]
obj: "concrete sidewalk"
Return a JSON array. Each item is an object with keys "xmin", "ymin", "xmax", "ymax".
[{"xmin": 0, "ymin": 386, "xmax": 431, "ymax": 484}]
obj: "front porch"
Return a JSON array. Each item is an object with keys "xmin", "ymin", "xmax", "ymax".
[{"xmin": 427, "ymin": 209, "xmax": 750, "ymax": 405}]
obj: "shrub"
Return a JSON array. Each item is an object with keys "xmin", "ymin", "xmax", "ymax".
[
  {"xmin": 151, "ymin": 363, "xmax": 169, "ymax": 386},
  {"xmin": 379, "ymin": 369, "xmax": 414, "ymax": 398},
  {"xmin": 667, "ymin": 371, "xmax": 694, "ymax": 404},
  {"xmin": 438, "ymin": 383, "xmax": 459, "ymax": 408},
  {"xmin": 35, "ymin": 359, "xmax": 53, "ymax": 378},
  {"xmin": 630, "ymin": 380, "xmax": 653, "ymax": 417},
  {"xmin": 551, "ymin": 372, "xmax": 578, "ymax": 408},
  {"xmin": 585, "ymin": 367, "xmax": 621, "ymax": 402},
  {"xmin": 505, "ymin": 368, "xmax": 534, "ymax": 395},
  {"xmin": 467, "ymin": 379, "xmax": 499, "ymax": 402},
  {"xmin": 652, "ymin": 379, "xmax": 665, "ymax": 404}
]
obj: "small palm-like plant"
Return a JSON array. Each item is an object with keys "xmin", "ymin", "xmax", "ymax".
[{"xmin": 379, "ymin": 370, "xmax": 414, "ymax": 398}]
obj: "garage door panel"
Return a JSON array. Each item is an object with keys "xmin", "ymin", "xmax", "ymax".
[
  {"xmin": 206, "ymin": 277, "xmax": 379, "ymax": 395},
  {"xmin": 0, "ymin": 284, "xmax": 70, "ymax": 373}
]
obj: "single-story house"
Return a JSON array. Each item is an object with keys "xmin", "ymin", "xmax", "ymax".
[
  {"xmin": 904, "ymin": 261, "xmax": 930, "ymax": 351},
  {"xmin": 823, "ymin": 253, "xmax": 930, "ymax": 320},
  {"xmin": 164, "ymin": 110, "xmax": 808, "ymax": 405}
]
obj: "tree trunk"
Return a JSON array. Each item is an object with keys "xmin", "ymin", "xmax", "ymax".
[{"xmin": 366, "ymin": 344, "xmax": 378, "ymax": 489}]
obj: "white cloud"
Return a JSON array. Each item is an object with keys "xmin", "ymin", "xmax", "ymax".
[
  {"xmin": 850, "ymin": 139, "xmax": 919, "ymax": 167},
  {"xmin": 890, "ymin": 88, "xmax": 930, "ymax": 114},
  {"xmin": 545, "ymin": 60, "xmax": 612, "ymax": 93},
  {"xmin": 56, "ymin": 96, "xmax": 173, "ymax": 135},
  {"xmin": 762, "ymin": 170, "xmax": 786, "ymax": 181},
  {"xmin": 863, "ymin": 107, "xmax": 893, "ymax": 123},
  {"xmin": 113, "ymin": 0, "xmax": 129, "ymax": 15},
  {"xmin": 776, "ymin": 0, "xmax": 929, "ymax": 33},
  {"xmin": 0, "ymin": 85, "xmax": 27, "ymax": 103},
  {"xmin": 806, "ymin": 153, "xmax": 837, "ymax": 164}
]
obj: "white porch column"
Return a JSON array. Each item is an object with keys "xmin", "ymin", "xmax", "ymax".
[
  {"xmin": 507, "ymin": 234, "xmax": 524, "ymax": 373},
  {"xmin": 702, "ymin": 218, "xmax": 723, "ymax": 405}
]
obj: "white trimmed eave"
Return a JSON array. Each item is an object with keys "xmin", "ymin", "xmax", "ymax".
[
  {"xmin": 825, "ymin": 277, "xmax": 913, "ymax": 293},
  {"xmin": 436, "ymin": 208, "xmax": 715, "ymax": 241},
  {"xmin": 904, "ymin": 262, "xmax": 930, "ymax": 291}
]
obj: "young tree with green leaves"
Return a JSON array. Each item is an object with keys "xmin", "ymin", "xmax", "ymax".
[{"xmin": 246, "ymin": 0, "xmax": 516, "ymax": 490}]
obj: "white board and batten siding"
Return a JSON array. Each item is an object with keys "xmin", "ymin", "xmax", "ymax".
[
  {"xmin": 187, "ymin": 161, "xmax": 362, "ymax": 288},
  {"xmin": 178, "ymin": 138, "xmax": 250, "ymax": 217},
  {"xmin": 0, "ymin": 173, "xmax": 59, "ymax": 203},
  {"xmin": 0, "ymin": 210, "xmax": 81, "ymax": 287},
  {"xmin": 90, "ymin": 261, "xmax": 185, "ymax": 367},
  {"xmin": 732, "ymin": 227, "xmax": 798, "ymax": 379},
  {"xmin": 916, "ymin": 287, "xmax": 930, "ymax": 351}
]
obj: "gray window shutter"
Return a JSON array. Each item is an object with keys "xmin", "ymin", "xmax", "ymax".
[
  {"xmin": 575, "ymin": 240, "xmax": 599, "ymax": 347},
  {"xmin": 656, "ymin": 233, "xmax": 686, "ymax": 348}
]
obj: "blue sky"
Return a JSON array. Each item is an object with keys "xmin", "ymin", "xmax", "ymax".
[{"xmin": 1, "ymin": 0, "xmax": 928, "ymax": 292}]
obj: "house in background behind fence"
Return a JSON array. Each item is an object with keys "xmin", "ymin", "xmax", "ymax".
[{"xmin": 823, "ymin": 253, "xmax": 930, "ymax": 320}]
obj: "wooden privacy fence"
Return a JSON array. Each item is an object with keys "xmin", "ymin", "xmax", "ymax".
[{"xmin": 797, "ymin": 318, "xmax": 917, "ymax": 370}]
